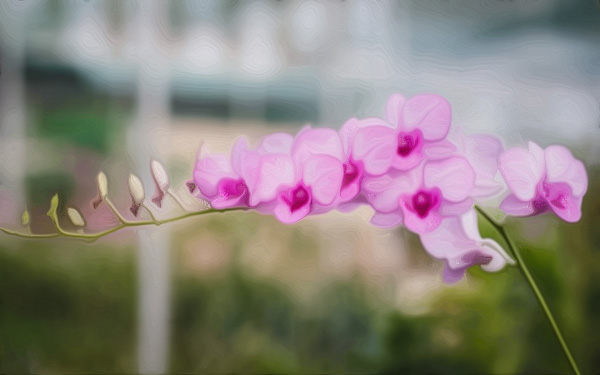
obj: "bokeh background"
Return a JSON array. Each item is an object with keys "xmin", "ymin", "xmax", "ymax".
[{"xmin": 1, "ymin": 0, "xmax": 600, "ymax": 373}]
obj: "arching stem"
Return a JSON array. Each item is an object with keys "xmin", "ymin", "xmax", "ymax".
[{"xmin": 475, "ymin": 206, "xmax": 581, "ymax": 375}]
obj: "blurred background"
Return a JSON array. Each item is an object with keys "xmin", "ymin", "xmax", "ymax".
[{"xmin": 1, "ymin": 0, "xmax": 600, "ymax": 373}]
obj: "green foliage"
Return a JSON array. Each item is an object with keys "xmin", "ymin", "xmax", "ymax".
[
  {"xmin": 0, "ymin": 241, "xmax": 136, "ymax": 373},
  {"xmin": 33, "ymin": 110, "xmax": 110, "ymax": 153}
]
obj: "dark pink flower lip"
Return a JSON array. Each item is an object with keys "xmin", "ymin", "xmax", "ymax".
[
  {"xmin": 216, "ymin": 178, "xmax": 249, "ymax": 206},
  {"xmin": 531, "ymin": 195, "xmax": 549, "ymax": 214},
  {"xmin": 282, "ymin": 184, "xmax": 311, "ymax": 214},
  {"xmin": 340, "ymin": 159, "xmax": 363, "ymax": 198},
  {"xmin": 397, "ymin": 130, "xmax": 422, "ymax": 158},
  {"xmin": 410, "ymin": 188, "xmax": 441, "ymax": 219}
]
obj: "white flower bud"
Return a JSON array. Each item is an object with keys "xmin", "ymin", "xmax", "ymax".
[
  {"xmin": 93, "ymin": 171, "xmax": 108, "ymax": 209},
  {"xmin": 128, "ymin": 174, "xmax": 145, "ymax": 205},
  {"xmin": 151, "ymin": 159, "xmax": 170, "ymax": 192},
  {"xmin": 128, "ymin": 173, "xmax": 145, "ymax": 216},
  {"xmin": 67, "ymin": 207, "xmax": 86, "ymax": 227},
  {"xmin": 97, "ymin": 171, "xmax": 108, "ymax": 199},
  {"xmin": 150, "ymin": 159, "xmax": 170, "ymax": 208}
]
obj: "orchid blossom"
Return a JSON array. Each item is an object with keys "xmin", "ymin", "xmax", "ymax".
[
  {"xmin": 498, "ymin": 142, "xmax": 587, "ymax": 222},
  {"xmin": 364, "ymin": 156, "xmax": 475, "ymax": 233},
  {"xmin": 420, "ymin": 210, "xmax": 515, "ymax": 283},
  {"xmin": 351, "ymin": 94, "xmax": 453, "ymax": 176}
]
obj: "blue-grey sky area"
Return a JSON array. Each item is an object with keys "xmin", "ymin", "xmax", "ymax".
[{"xmin": 1, "ymin": 0, "xmax": 599, "ymax": 146}]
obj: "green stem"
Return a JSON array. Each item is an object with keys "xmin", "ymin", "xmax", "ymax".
[
  {"xmin": 475, "ymin": 206, "xmax": 581, "ymax": 375},
  {"xmin": 1, "ymin": 207, "xmax": 244, "ymax": 241}
]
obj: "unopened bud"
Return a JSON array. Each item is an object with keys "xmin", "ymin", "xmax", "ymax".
[
  {"xmin": 67, "ymin": 207, "xmax": 86, "ymax": 227},
  {"xmin": 128, "ymin": 173, "xmax": 145, "ymax": 216},
  {"xmin": 151, "ymin": 160, "xmax": 170, "ymax": 191},
  {"xmin": 93, "ymin": 171, "xmax": 108, "ymax": 209},
  {"xmin": 97, "ymin": 171, "xmax": 108, "ymax": 198},
  {"xmin": 21, "ymin": 210, "xmax": 30, "ymax": 226},
  {"xmin": 150, "ymin": 159, "xmax": 170, "ymax": 207}
]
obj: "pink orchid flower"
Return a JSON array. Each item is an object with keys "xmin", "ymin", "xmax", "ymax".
[
  {"xmin": 193, "ymin": 138, "xmax": 260, "ymax": 209},
  {"xmin": 351, "ymin": 94, "xmax": 453, "ymax": 176},
  {"xmin": 420, "ymin": 210, "xmax": 515, "ymax": 283},
  {"xmin": 264, "ymin": 127, "xmax": 344, "ymax": 223},
  {"xmin": 364, "ymin": 156, "xmax": 475, "ymax": 233},
  {"xmin": 498, "ymin": 142, "xmax": 587, "ymax": 222},
  {"xmin": 450, "ymin": 129, "xmax": 505, "ymax": 199},
  {"xmin": 337, "ymin": 117, "xmax": 370, "ymax": 203}
]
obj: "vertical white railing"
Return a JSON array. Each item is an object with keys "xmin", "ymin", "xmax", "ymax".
[
  {"xmin": 126, "ymin": 1, "xmax": 172, "ymax": 373},
  {"xmin": 0, "ymin": 1, "xmax": 33, "ymax": 223}
]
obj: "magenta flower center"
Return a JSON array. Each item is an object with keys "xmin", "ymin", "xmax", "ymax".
[
  {"xmin": 412, "ymin": 189, "xmax": 438, "ymax": 218},
  {"xmin": 538, "ymin": 180, "xmax": 570, "ymax": 212},
  {"xmin": 218, "ymin": 178, "xmax": 248, "ymax": 201},
  {"xmin": 532, "ymin": 195, "xmax": 549, "ymax": 213},
  {"xmin": 342, "ymin": 160, "xmax": 361, "ymax": 190},
  {"xmin": 397, "ymin": 131, "xmax": 421, "ymax": 157},
  {"xmin": 283, "ymin": 185, "xmax": 310, "ymax": 213}
]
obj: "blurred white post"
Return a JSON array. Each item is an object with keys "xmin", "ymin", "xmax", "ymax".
[
  {"xmin": 127, "ymin": 1, "xmax": 171, "ymax": 373},
  {"xmin": 0, "ymin": 1, "xmax": 33, "ymax": 221}
]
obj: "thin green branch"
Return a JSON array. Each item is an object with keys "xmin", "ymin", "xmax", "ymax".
[
  {"xmin": 475, "ymin": 206, "xmax": 581, "ymax": 375},
  {"xmin": 142, "ymin": 202, "xmax": 159, "ymax": 224},
  {"xmin": 105, "ymin": 197, "xmax": 134, "ymax": 225},
  {"xmin": 0, "ymin": 226, "xmax": 60, "ymax": 239},
  {"xmin": 167, "ymin": 188, "xmax": 188, "ymax": 212},
  {"xmin": 0, "ymin": 195, "xmax": 243, "ymax": 242}
]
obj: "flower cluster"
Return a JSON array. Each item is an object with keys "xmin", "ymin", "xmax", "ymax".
[{"xmin": 192, "ymin": 94, "xmax": 588, "ymax": 283}]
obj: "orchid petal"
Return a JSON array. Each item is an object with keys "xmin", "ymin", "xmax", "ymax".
[
  {"xmin": 438, "ymin": 198, "xmax": 474, "ymax": 217},
  {"xmin": 421, "ymin": 140, "xmax": 456, "ymax": 160},
  {"xmin": 544, "ymin": 145, "xmax": 588, "ymax": 198},
  {"xmin": 465, "ymin": 134, "xmax": 503, "ymax": 178},
  {"xmin": 353, "ymin": 125, "xmax": 396, "ymax": 175},
  {"xmin": 258, "ymin": 132, "xmax": 294, "ymax": 155},
  {"xmin": 498, "ymin": 147, "xmax": 544, "ymax": 201},
  {"xmin": 292, "ymin": 128, "xmax": 343, "ymax": 165},
  {"xmin": 403, "ymin": 94, "xmax": 451, "ymax": 141},
  {"xmin": 364, "ymin": 169, "xmax": 422, "ymax": 213},
  {"xmin": 253, "ymin": 154, "xmax": 296, "ymax": 206},
  {"xmin": 385, "ymin": 93, "xmax": 406, "ymax": 128},
  {"xmin": 231, "ymin": 137, "xmax": 249, "ymax": 176},
  {"xmin": 424, "ymin": 157, "xmax": 475, "ymax": 202},
  {"xmin": 500, "ymin": 194, "xmax": 536, "ymax": 216},
  {"xmin": 545, "ymin": 182, "xmax": 583, "ymax": 223},
  {"xmin": 340, "ymin": 117, "xmax": 360, "ymax": 157},
  {"xmin": 370, "ymin": 212, "xmax": 403, "ymax": 228},
  {"xmin": 302, "ymin": 155, "xmax": 343, "ymax": 205},
  {"xmin": 443, "ymin": 267, "xmax": 469, "ymax": 284},
  {"xmin": 420, "ymin": 217, "xmax": 473, "ymax": 259},
  {"xmin": 480, "ymin": 238, "xmax": 515, "ymax": 267},
  {"xmin": 193, "ymin": 154, "xmax": 236, "ymax": 198},
  {"xmin": 402, "ymin": 204, "xmax": 442, "ymax": 234},
  {"xmin": 274, "ymin": 199, "xmax": 311, "ymax": 224}
]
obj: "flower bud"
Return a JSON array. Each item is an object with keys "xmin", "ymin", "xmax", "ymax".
[
  {"xmin": 21, "ymin": 210, "xmax": 30, "ymax": 226},
  {"xmin": 67, "ymin": 207, "xmax": 86, "ymax": 227},
  {"xmin": 93, "ymin": 171, "xmax": 108, "ymax": 209},
  {"xmin": 151, "ymin": 159, "xmax": 170, "ymax": 207},
  {"xmin": 151, "ymin": 159, "xmax": 170, "ymax": 191},
  {"xmin": 97, "ymin": 171, "xmax": 108, "ymax": 199},
  {"xmin": 128, "ymin": 173, "xmax": 145, "ymax": 216}
]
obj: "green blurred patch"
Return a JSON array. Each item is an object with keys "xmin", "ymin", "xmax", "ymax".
[
  {"xmin": 0, "ymin": 241, "xmax": 136, "ymax": 373},
  {"xmin": 33, "ymin": 110, "xmax": 110, "ymax": 153}
]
